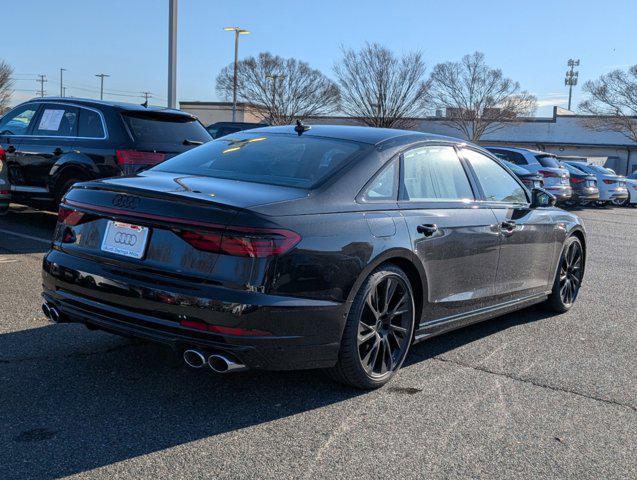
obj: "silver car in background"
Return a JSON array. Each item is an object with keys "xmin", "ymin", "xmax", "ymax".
[
  {"xmin": 484, "ymin": 146, "xmax": 572, "ymax": 202},
  {"xmin": 562, "ymin": 161, "xmax": 628, "ymax": 206},
  {"xmin": 622, "ymin": 171, "xmax": 637, "ymax": 206}
]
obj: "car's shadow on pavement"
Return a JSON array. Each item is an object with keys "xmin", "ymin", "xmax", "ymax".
[{"xmin": 0, "ymin": 305, "xmax": 555, "ymax": 480}]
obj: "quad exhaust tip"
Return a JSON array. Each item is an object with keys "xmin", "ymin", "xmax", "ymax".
[
  {"xmin": 183, "ymin": 349, "xmax": 207, "ymax": 369},
  {"xmin": 207, "ymin": 354, "xmax": 247, "ymax": 373}
]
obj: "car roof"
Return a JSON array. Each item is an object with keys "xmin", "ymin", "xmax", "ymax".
[
  {"xmin": 23, "ymin": 97, "xmax": 195, "ymax": 117},
  {"xmin": 484, "ymin": 145, "xmax": 549, "ymax": 155},
  {"xmin": 246, "ymin": 124, "xmax": 463, "ymax": 146}
]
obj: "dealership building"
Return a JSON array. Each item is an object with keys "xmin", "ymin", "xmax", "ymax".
[{"xmin": 180, "ymin": 102, "xmax": 637, "ymax": 175}]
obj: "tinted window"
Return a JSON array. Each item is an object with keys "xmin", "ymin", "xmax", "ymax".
[
  {"xmin": 154, "ymin": 133, "xmax": 370, "ymax": 189},
  {"xmin": 502, "ymin": 160, "xmax": 530, "ymax": 175},
  {"xmin": 33, "ymin": 105, "xmax": 79, "ymax": 136},
  {"xmin": 123, "ymin": 112, "xmax": 211, "ymax": 144},
  {"xmin": 402, "ymin": 146, "xmax": 474, "ymax": 201},
  {"xmin": 78, "ymin": 108, "xmax": 105, "ymax": 138},
  {"xmin": 463, "ymin": 149, "xmax": 528, "ymax": 203},
  {"xmin": 363, "ymin": 159, "xmax": 398, "ymax": 201},
  {"xmin": 536, "ymin": 154, "xmax": 561, "ymax": 168},
  {"xmin": 486, "ymin": 148, "xmax": 527, "ymax": 165},
  {"xmin": 562, "ymin": 162, "xmax": 586, "ymax": 175},
  {"xmin": 0, "ymin": 104, "xmax": 39, "ymax": 135},
  {"xmin": 628, "ymin": 171, "xmax": 637, "ymax": 180}
]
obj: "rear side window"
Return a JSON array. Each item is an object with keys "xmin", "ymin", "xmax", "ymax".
[
  {"xmin": 487, "ymin": 148, "xmax": 527, "ymax": 165},
  {"xmin": 536, "ymin": 154, "xmax": 561, "ymax": 168},
  {"xmin": 0, "ymin": 104, "xmax": 39, "ymax": 135},
  {"xmin": 123, "ymin": 112, "xmax": 211, "ymax": 144},
  {"xmin": 463, "ymin": 149, "xmax": 527, "ymax": 203},
  {"xmin": 401, "ymin": 146, "xmax": 474, "ymax": 201},
  {"xmin": 78, "ymin": 109, "xmax": 105, "ymax": 138},
  {"xmin": 33, "ymin": 106, "xmax": 79, "ymax": 137},
  {"xmin": 153, "ymin": 133, "xmax": 370, "ymax": 188},
  {"xmin": 362, "ymin": 159, "xmax": 398, "ymax": 201}
]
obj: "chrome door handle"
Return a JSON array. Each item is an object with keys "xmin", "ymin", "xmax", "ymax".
[
  {"xmin": 500, "ymin": 220, "xmax": 516, "ymax": 233},
  {"xmin": 417, "ymin": 224, "xmax": 438, "ymax": 237}
]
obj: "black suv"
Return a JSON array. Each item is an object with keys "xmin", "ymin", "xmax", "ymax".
[{"xmin": 0, "ymin": 97, "xmax": 212, "ymax": 208}]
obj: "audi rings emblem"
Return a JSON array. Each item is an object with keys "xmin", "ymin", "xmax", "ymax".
[
  {"xmin": 112, "ymin": 194, "xmax": 140, "ymax": 209},
  {"xmin": 114, "ymin": 232, "xmax": 138, "ymax": 246}
]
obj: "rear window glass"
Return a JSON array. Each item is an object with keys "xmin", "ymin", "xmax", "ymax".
[
  {"xmin": 123, "ymin": 112, "xmax": 211, "ymax": 144},
  {"xmin": 153, "ymin": 133, "xmax": 370, "ymax": 188},
  {"xmin": 535, "ymin": 155, "xmax": 561, "ymax": 168}
]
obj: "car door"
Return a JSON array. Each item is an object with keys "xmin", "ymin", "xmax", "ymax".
[
  {"xmin": 460, "ymin": 148, "xmax": 558, "ymax": 299},
  {"xmin": 398, "ymin": 144, "xmax": 502, "ymax": 325},
  {"xmin": 0, "ymin": 102, "xmax": 41, "ymax": 187},
  {"xmin": 15, "ymin": 103, "xmax": 79, "ymax": 189}
]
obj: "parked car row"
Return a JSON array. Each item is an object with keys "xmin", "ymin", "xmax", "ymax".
[{"xmin": 484, "ymin": 146, "xmax": 634, "ymax": 208}]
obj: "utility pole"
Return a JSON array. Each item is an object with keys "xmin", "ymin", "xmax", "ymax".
[
  {"xmin": 62, "ymin": 86, "xmax": 67, "ymax": 97},
  {"xmin": 266, "ymin": 74, "xmax": 284, "ymax": 124},
  {"xmin": 224, "ymin": 27, "xmax": 250, "ymax": 121},
  {"xmin": 59, "ymin": 68, "xmax": 66, "ymax": 97},
  {"xmin": 167, "ymin": 0, "xmax": 178, "ymax": 108},
  {"xmin": 565, "ymin": 59, "xmax": 580, "ymax": 111},
  {"xmin": 37, "ymin": 74, "xmax": 47, "ymax": 97},
  {"xmin": 95, "ymin": 73, "xmax": 110, "ymax": 100},
  {"xmin": 141, "ymin": 91, "xmax": 152, "ymax": 103}
]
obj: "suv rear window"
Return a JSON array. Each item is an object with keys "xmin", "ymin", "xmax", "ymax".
[
  {"xmin": 122, "ymin": 111, "xmax": 211, "ymax": 144},
  {"xmin": 535, "ymin": 154, "xmax": 561, "ymax": 168},
  {"xmin": 153, "ymin": 132, "xmax": 370, "ymax": 188}
]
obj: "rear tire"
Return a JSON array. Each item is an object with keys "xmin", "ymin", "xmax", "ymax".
[
  {"xmin": 326, "ymin": 264, "xmax": 416, "ymax": 389},
  {"xmin": 55, "ymin": 178, "xmax": 82, "ymax": 207},
  {"xmin": 545, "ymin": 236, "xmax": 584, "ymax": 313}
]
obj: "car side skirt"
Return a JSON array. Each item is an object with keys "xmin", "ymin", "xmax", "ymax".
[{"xmin": 413, "ymin": 292, "xmax": 549, "ymax": 343}]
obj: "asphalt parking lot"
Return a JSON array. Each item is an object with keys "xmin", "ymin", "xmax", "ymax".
[{"xmin": 0, "ymin": 204, "xmax": 635, "ymax": 480}]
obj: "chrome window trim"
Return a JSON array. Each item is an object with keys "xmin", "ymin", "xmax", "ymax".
[{"xmin": 9, "ymin": 101, "xmax": 109, "ymax": 140}]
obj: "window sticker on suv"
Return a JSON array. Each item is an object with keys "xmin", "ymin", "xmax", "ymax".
[{"xmin": 38, "ymin": 109, "xmax": 65, "ymax": 131}]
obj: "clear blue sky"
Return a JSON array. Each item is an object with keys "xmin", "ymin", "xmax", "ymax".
[{"xmin": 6, "ymin": 0, "xmax": 636, "ymax": 115}]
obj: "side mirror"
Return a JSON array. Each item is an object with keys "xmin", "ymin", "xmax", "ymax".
[{"xmin": 530, "ymin": 187, "xmax": 556, "ymax": 208}]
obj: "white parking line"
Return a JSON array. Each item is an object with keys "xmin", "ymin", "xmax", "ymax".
[{"xmin": 0, "ymin": 228, "xmax": 51, "ymax": 245}]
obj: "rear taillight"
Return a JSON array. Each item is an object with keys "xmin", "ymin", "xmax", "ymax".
[
  {"xmin": 179, "ymin": 226, "xmax": 301, "ymax": 258},
  {"xmin": 570, "ymin": 177, "xmax": 585, "ymax": 184},
  {"xmin": 116, "ymin": 150, "xmax": 166, "ymax": 166},
  {"xmin": 0, "ymin": 147, "xmax": 6, "ymax": 162},
  {"xmin": 538, "ymin": 170, "xmax": 559, "ymax": 178},
  {"xmin": 57, "ymin": 205, "xmax": 87, "ymax": 226},
  {"xmin": 603, "ymin": 179, "xmax": 616, "ymax": 184}
]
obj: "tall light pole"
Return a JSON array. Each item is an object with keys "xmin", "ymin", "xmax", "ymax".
[
  {"xmin": 95, "ymin": 73, "xmax": 110, "ymax": 100},
  {"xmin": 266, "ymin": 74, "xmax": 284, "ymax": 124},
  {"xmin": 224, "ymin": 27, "xmax": 250, "ymax": 122},
  {"xmin": 59, "ymin": 68, "xmax": 66, "ymax": 97},
  {"xmin": 565, "ymin": 59, "xmax": 580, "ymax": 111},
  {"xmin": 168, "ymin": 0, "xmax": 178, "ymax": 108}
]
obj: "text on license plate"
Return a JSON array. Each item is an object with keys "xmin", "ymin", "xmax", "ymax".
[{"xmin": 101, "ymin": 221, "xmax": 150, "ymax": 259}]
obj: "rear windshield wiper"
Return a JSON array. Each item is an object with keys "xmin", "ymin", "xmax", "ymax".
[{"xmin": 183, "ymin": 139, "xmax": 204, "ymax": 146}]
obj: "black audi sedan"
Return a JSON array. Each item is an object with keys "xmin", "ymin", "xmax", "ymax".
[{"xmin": 42, "ymin": 125, "xmax": 586, "ymax": 389}]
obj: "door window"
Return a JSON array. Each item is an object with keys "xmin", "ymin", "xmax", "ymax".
[
  {"xmin": 78, "ymin": 108, "xmax": 105, "ymax": 138},
  {"xmin": 462, "ymin": 149, "xmax": 528, "ymax": 203},
  {"xmin": 32, "ymin": 105, "xmax": 79, "ymax": 137},
  {"xmin": 401, "ymin": 145, "xmax": 474, "ymax": 201},
  {"xmin": 0, "ymin": 104, "xmax": 39, "ymax": 135}
]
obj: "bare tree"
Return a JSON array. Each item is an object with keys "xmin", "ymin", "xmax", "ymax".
[
  {"xmin": 0, "ymin": 60, "xmax": 14, "ymax": 113},
  {"xmin": 429, "ymin": 52, "xmax": 536, "ymax": 142},
  {"xmin": 579, "ymin": 65, "xmax": 637, "ymax": 143},
  {"xmin": 216, "ymin": 52, "xmax": 339, "ymax": 125},
  {"xmin": 333, "ymin": 43, "xmax": 430, "ymax": 128}
]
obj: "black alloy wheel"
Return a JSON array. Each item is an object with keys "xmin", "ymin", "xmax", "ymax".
[
  {"xmin": 327, "ymin": 264, "xmax": 415, "ymax": 389},
  {"xmin": 546, "ymin": 236, "xmax": 584, "ymax": 312}
]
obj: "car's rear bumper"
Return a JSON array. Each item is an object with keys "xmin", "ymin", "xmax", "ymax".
[
  {"xmin": 571, "ymin": 187, "xmax": 599, "ymax": 202},
  {"xmin": 42, "ymin": 249, "xmax": 346, "ymax": 370},
  {"xmin": 546, "ymin": 185, "xmax": 572, "ymax": 201}
]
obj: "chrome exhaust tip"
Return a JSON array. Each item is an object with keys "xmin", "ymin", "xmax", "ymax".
[
  {"xmin": 49, "ymin": 306, "xmax": 61, "ymax": 324},
  {"xmin": 183, "ymin": 349, "xmax": 206, "ymax": 369},
  {"xmin": 207, "ymin": 354, "xmax": 247, "ymax": 373}
]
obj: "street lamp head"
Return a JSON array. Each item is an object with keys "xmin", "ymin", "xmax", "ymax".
[{"xmin": 224, "ymin": 27, "xmax": 250, "ymax": 34}]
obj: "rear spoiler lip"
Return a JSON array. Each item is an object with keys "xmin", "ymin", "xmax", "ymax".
[{"xmin": 64, "ymin": 199, "xmax": 228, "ymax": 230}]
